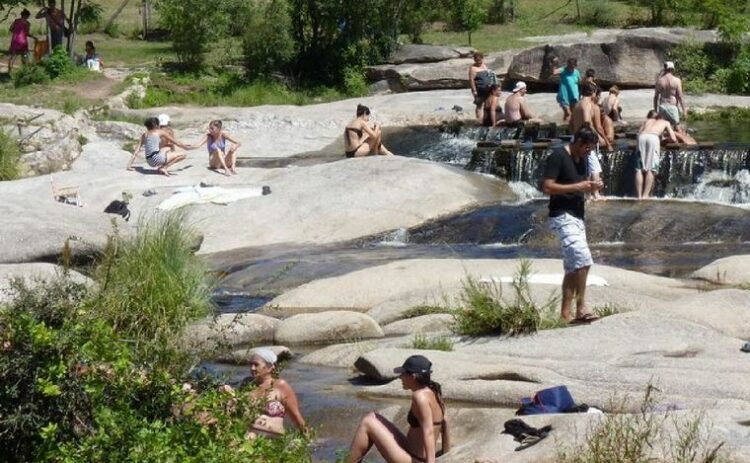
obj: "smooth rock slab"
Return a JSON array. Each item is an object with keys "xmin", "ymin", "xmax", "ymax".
[
  {"xmin": 0, "ymin": 263, "xmax": 92, "ymax": 304},
  {"xmin": 650, "ymin": 289, "xmax": 750, "ymax": 339},
  {"xmin": 382, "ymin": 313, "xmax": 454, "ymax": 335},
  {"xmin": 184, "ymin": 313, "xmax": 280, "ymax": 351},
  {"xmin": 692, "ymin": 254, "xmax": 750, "ymax": 286},
  {"xmin": 275, "ymin": 310, "xmax": 384, "ymax": 345}
]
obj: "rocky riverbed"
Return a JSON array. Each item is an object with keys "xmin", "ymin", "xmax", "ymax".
[{"xmin": 3, "ymin": 82, "xmax": 750, "ymax": 461}]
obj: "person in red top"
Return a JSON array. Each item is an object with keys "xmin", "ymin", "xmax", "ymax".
[{"xmin": 8, "ymin": 9, "xmax": 37, "ymax": 72}]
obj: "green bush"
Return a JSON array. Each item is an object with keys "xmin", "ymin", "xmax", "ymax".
[
  {"xmin": 450, "ymin": 261, "xmax": 558, "ymax": 336},
  {"xmin": 0, "ymin": 130, "xmax": 21, "ymax": 181},
  {"xmin": 579, "ymin": 0, "xmax": 619, "ymax": 27},
  {"xmin": 343, "ymin": 67, "xmax": 369, "ymax": 97},
  {"xmin": 410, "ymin": 334, "xmax": 454, "ymax": 351},
  {"xmin": 0, "ymin": 275, "xmax": 313, "ymax": 463},
  {"xmin": 157, "ymin": 0, "xmax": 229, "ymax": 69},
  {"xmin": 90, "ymin": 212, "xmax": 214, "ymax": 368},
  {"xmin": 448, "ymin": 0, "xmax": 486, "ymax": 45},
  {"xmin": 243, "ymin": 0, "xmax": 295, "ymax": 80},
  {"xmin": 44, "ymin": 46, "xmax": 76, "ymax": 79},
  {"xmin": 402, "ymin": 305, "xmax": 452, "ymax": 319},
  {"xmin": 12, "ymin": 64, "xmax": 50, "ymax": 88}
]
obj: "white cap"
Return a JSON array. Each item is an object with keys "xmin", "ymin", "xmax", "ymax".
[
  {"xmin": 158, "ymin": 114, "xmax": 170, "ymax": 126},
  {"xmin": 664, "ymin": 61, "xmax": 675, "ymax": 70},
  {"xmin": 513, "ymin": 81, "xmax": 527, "ymax": 93}
]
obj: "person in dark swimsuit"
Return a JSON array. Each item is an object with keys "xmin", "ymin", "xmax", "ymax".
[
  {"xmin": 344, "ymin": 104, "xmax": 394, "ymax": 157},
  {"xmin": 346, "ymin": 355, "xmax": 450, "ymax": 463}
]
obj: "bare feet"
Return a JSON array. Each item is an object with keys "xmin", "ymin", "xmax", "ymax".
[{"xmin": 158, "ymin": 167, "xmax": 171, "ymax": 177}]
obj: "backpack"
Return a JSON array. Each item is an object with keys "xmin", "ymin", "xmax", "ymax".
[
  {"xmin": 103, "ymin": 200, "xmax": 131, "ymax": 221},
  {"xmin": 475, "ymin": 69, "xmax": 497, "ymax": 94},
  {"xmin": 516, "ymin": 385, "xmax": 576, "ymax": 415}
]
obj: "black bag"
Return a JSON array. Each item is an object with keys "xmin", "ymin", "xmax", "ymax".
[{"xmin": 103, "ymin": 200, "xmax": 131, "ymax": 221}]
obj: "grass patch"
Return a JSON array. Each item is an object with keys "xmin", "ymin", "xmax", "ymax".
[
  {"xmin": 89, "ymin": 211, "xmax": 214, "ymax": 366},
  {"xmin": 402, "ymin": 305, "xmax": 452, "ymax": 319},
  {"xmin": 558, "ymin": 384, "xmax": 727, "ymax": 463},
  {"xmin": 0, "ymin": 129, "xmax": 21, "ymax": 181},
  {"xmin": 689, "ymin": 107, "xmax": 750, "ymax": 122},
  {"xmin": 91, "ymin": 111, "xmax": 147, "ymax": 126},
  {"xmin": 129, "ymin": 71, "xmax": 350, "ymax": 108},
  {"xmin": 410, "ymin": 334, "xmax": 454, "ymax": 351},
  {"xmin": 450, "ymin": 260, "xmax": 559, "ymax": 336},
  {"xmin": 593, "ymin": 302, "xmax": 625, "ymax": 319}
]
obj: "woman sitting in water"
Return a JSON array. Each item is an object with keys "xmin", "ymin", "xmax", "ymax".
[
  {"xmin": 346, "ymin": 355, "xmax": 450, "ymax": 463},
  {"xmin": 240, "ymin": 349, "xmax": 306, "ymax": 438},
  {"xmin": 192, "ymin": 120, "xmax": 241, "ymax": 176},
  {"xmin": 127, "ymin": 116, "xmax": 190, "ymax": 176},
  {"xmin": 344, "ymin": 104, "xmax": 394, "ymax": 157}
]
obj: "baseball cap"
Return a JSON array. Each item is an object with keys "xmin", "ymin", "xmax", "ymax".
[
  {"xmin": 393, "ymin": 355, "xmax": 432, "ymax": 375},
  {"xmin": 158, "ymin": 114, "xmax": 170, "ymax": 126},
  {"xmin": 664, "ymin": 61, "xmax": 675, "ymax": 70},
  {"xmin": 513, "ymin": 81, "xmax": 527, "ymax": 93}
]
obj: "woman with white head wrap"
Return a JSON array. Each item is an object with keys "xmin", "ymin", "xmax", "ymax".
[{"xmin": 245, "ymin": 348, "xmax": 306, "ymax": 439}]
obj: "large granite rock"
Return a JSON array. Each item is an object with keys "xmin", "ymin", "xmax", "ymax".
[
  {"xmin": 275, "ymin": 310, "xmax": 384, "ymax": 345},
  {"xmin": 215, "ymin": 345, "xmax": 292, "ymax": 365},
  {"xmin": 385, "ymin": 44, "xmax": 473, "ymax": 64},
  {"xmin": 0, "ymin": 263, "xmax": 91, "ymax": 304},
  {"xmin": 507, "ymin": 28, "xmax": 719, "ymax": 88},
  {"xmin": 382, "ymin": 313, "xmax": 454, "ymax": 335},
  {"xmin": 1, "ymin": 103, "xmax": 84, "ymax": 177},
  {"xmin": 650, "ymin": 289, "xmax": 750, "ymax": 339},
  {"xmin": 367, "ymin": 50, "xmax": 516, "ymax": 91},
  {"xmin": 184, "ymin": 313, "xmax": 280, "ymax": 351},
  {"xmin": 692, "ymin": 255, "xmax": 750, "ymax": 286}
]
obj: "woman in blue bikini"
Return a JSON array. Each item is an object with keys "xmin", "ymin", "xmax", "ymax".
[
  {"xmin": 193, "ymin": 120, "xmax": 242, "ymax": 176},
  {"xmin": 346, "ymin": 355, "xmax": 450, "ymax": 463}
]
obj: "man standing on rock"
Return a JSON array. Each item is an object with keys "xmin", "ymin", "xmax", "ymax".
[
  {"xmin": 654, "ymin": 61, "xmax": 687, "ymax": 127},
  {"xmin": 542, "ymin": 127, "xmax": 603, "ymax": 324},
  {"xmin": 469, "ymin": 52, "xmax": 495, "ymax": 123},
  {"xmin": 552, "ymin": 57, "xmax": 581, "ymax": 122}
]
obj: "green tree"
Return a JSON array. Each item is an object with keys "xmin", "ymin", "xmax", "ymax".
[
  {"xmin": 155, "ymin": 0, "xmax": 230, "ymax": 68},
  {"xmin": 243, "ymin": 0, "xmax": 295, "ymax": 79},
  {"xmin": 449, "ymin": 0, "xmax": 486, "ymax": 45}
]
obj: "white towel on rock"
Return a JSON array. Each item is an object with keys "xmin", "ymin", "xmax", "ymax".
[{"xmin": 157, "ymin": 185, "xmax": 264, "ymax": 211}]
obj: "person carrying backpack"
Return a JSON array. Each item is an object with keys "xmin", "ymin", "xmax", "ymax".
[{"xmin": 469, "ymin": 52, "xmax": 496, "ymax": 123}]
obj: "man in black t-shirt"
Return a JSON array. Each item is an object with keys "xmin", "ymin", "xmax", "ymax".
[{"xmin": 542, "ymin": 127, "xmax": 603, "ymax": 324}]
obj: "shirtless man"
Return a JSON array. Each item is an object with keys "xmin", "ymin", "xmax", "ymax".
[
  {"xmin": 654, "ymin": 61, "xmax": 687, "ymax": 127},
  {"xmin": 36, "ymin": 0, "xmax": 67, "ymax": 49},
  {"xmin": 570, "ymin": 82, "xmax": 611, "ymax": 200},
  {"xmin": 504, "ymin": 81, "xmax": 543, "ymax": 125},
  {"xmin": 635, "ymin": 110, "xmax": 677, "ymax": 199}
]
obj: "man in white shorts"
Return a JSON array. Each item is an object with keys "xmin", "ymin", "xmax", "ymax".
[
  {"xmin": 635, "ymin": 110, "xmax": 677, "ymax": 199},
  {"xmin": 542, "ymin": 127, "xmax": 603, "ymax": 324}
]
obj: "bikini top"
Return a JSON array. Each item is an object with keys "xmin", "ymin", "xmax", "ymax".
[
  {"xmin": 207, "ymin": 134, "xmax": 226, "ymax": 153},
  {"xmin": 264, "ymin": 399, "xmax": 285, "ymax": 418},
  {"xmin": 407, "ymin": 408, "xmax": 444, "ymax": 428}
]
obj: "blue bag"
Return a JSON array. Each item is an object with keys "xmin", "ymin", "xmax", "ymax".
[{"xmin": 516, "ymin": 385, "xmax": 576, "ymax": 415}]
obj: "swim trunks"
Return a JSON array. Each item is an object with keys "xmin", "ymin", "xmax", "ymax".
[
  {"xmin": 637, "ymin": 133, "xmax": 661, "ymax": 172},
  {"xmin": 658, "ymin": 104, "xmax": 680, "ymax": 126}
]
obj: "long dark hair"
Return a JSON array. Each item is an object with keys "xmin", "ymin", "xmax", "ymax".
[
  {"xmin": 414, "ymin": 371, "xmax": 445, "ymax": 413},
  {"xmin": 356, "ymin": 104, "xmax": 370, "ymax": 117}
]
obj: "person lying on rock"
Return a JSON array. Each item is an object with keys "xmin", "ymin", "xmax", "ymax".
[
  {"xmin": 346, "ymin": 355, "xmax": 450, "ymax": 463},
  {"xmin": 344, "ymin": 104, "xmax": 394, "ymax": 157},
  {"xmin": 235, "ymin": 348, "xmax": 307, "ymax": 439},
  {"xmin": 191, "ymin": 119, "xmax": 241, "ymax": 176},
  {"xmin": 127, "ymin": 117, "xmax": 191, "ymax": 176}
]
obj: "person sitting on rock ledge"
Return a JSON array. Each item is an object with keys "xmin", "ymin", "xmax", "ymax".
[
  {"xmin": 481, "ymin": 84, "xmax": 503, "ymax": 127},
  {"xmin": 127, "ymin": 117, "xmax": 191, "ymax": 176},
  {"xmin": 504, "ymin": 81, "xmax": 543, "ymax": 126},
  {"xmin": 346, "ymin": 355, "xmax": 450, "ymax": 463},
  {"xmin": 191, "ymin": 120, "xmax": 241, "ymax": 176},
  {"xmin": 344, "ymin": 104, "xmax": 394, "ymax": 157}
]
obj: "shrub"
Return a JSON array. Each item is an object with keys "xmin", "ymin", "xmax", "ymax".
[
  {"xmin": 579, "ymin": 0, "xmax": 619, "ymax": 27},
  {"xmin": 157, "ymin": 0, "xmax": 229, "ymax": 69},
  {"xmin": 448, "ymin": 0, "xmax": 486, "ymax": 45},
  {"xmin": 0, "ymin": 275, "xmax": 313, "ymax": 463},
  {"xmin": 557, "ymin": 384, "xmax": 727, "ymax": 463},
  {"xmin": 44, "ymin": 46, "xmax": 75, "ymax": 79},
  {"xmin": 343, "ymin": 66, "xmax": 369, "ymax": 97},
  {"xmin": 243, "ymin": 0, "xmax": 295, "ymax": 80},
  {"xmin": 89, "ymin": 212, "xmax": 214, "ymax": 368},
  {"xmin": 12, "ymin": 64, "xmax": 50, "ymax": 88},
  {"xmin": 410, "ymin": 334, "xmax": 454, "ymax": 351},
  {"xmin": 0, "ymin": 129, "xmax": 21, "ymax": 181},
  {"xmin": 450, "ymin": 260, "xmax": 558, "ymax": 336}
]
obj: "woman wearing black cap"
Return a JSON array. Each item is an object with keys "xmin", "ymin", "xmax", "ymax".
[{"xmin": 346, "ymin": 355, "xmax": 450, "ymax": 463}]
